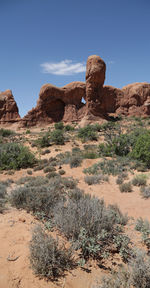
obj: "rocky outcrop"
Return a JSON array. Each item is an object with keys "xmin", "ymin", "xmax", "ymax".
[
  {"xmin": 0, "ymin": 90, "xmax": 20, "ymax": 124},
  {"xmin": 116, "ymin": 82, "xmax": 150, "ymax": 116},
  {"xmin": 85, "ymin": 55, "xmax": 106, "ymax": 116},
  {"xmin": 21, "ymin": 82, "xmax": 86, "ymax": 127},
  {"xmin": 1, "ymin": 55, "xmax": 149, "ymax": 127}
]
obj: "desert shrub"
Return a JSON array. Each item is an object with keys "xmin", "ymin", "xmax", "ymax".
[
  {"xmin": 41, "ymin": 149, "xmax": 51, "ymax": 155},
  {"xmin": 141, "ymin": 186, "xmax": 150, "ymax": 199},
  {"xmin": 26, "ymin": 129, "xmax": 31, "ymax": 134},
  {"xmin": 84, "ymin": 174, "xmax": 108, "ymax": 185},
  {"xmin": 116, "ymin": 175, "xmax": 124, "ymax": 185},
  {"xmin": 0, "ymin": 143, "xmax": 36, "ymax": 170},
  {"xmin": 98, "ymin": 143, "xmax": 113, "ymax": 157},
  {"xmin": 50, "ymin": 129, "xmax": 64, "ymax": 145},
  {"xmin": 112, "ymin": 134, "xmax": 131, "ymax": 157},
  {"xmin": 46, "ymin": 172, "xmax": 58, "ymax": 179},
  {"xmin": 61, "ymin": 177, "xmax": 77, "ymax": 189},
  {"xmin": 10, "ymin": 176, "xmax": 65, "ymax": 217},
  {"xmin": 27, "ymin": 169, "xmax": 32, "ymax": 175},
  {"xmin": 56, "ymin": 151, "xmax": 71, "ymax": 165},
  {"xmin": 64, "ymin": 124, "xmax": 74, "ymax": 131},
  {"xmin": 132, "ymin": 174, "xmax": 147, "ymax": 186},
  {"xmin": 43, "ymin": 166, "xmax": 56, "ymax": 173},
  {"xmin": 131, "ymin": 131, "xmax": 150, "ymax": 168},
  {"xmin": 54, "ymin": 195, "xmax": 128, "ymax": 260},
  {"xmin": 54, "ymin": 122, "xmax": 64, "ymax": 130},
  {"xmin": 135, "ymin": 217, "xmax": 150, "ymax": 232},
  {"xmin": 119, "ymin": 182, "xmax": 132, "ymax": 193},
  {"xmin": 78, "ymin": 125, "xmax": 98, "ymax": 142},
  {"xmin": 0, "ymin": 128, "xmax": 15, "ymax": 137},
  {"xmin": 58, "ymin": 169, "xmax": 65, "ymax": 175},
  {"xmin": 83, "ymin": 158, "xmax": 129, "ymax": 176},
  {"xmin": 98, "ymin": 250, "xmax": 150, "ymax": 288},
  {"xmin": 34, "ymin": 134, "xmax": 50, "ymax": 148},
  {"xmin": 113, "ymin": 234, "xmax": 131, "ymax": 262},
  {"xmin": 70, "ymin": 156, "xmax": 82, "ymax": 168},
  {"xmin": 0, "ymin": 182, "xmax": 7, "ymax": 213},
  {"xmin": 30, "ymin": 225, "xmax": 74, "ymax": 280},
  {"xmin": 135, "ymin": 218, "xmax": 150, "ymax": 249}
]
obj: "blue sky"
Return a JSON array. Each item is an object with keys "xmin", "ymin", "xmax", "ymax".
[{"xmin": 0, "ymin": 0, "xmax": 149, "ymax": 117}]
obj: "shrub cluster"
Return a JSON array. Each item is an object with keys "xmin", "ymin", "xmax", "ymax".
[
  {"xmin": 0, "ymin": 143, "xmax": 36, "ymax": 170},
  {"xmin": 30, "ymin": 225, "xmax": 74, "ymax": 280},
  {"xmin": 78, "ymin": 125, "xmax": 98, "ymax": 142},
  {"xmin": 99, "ymin": 250, "xmax": 150, "ymax": 288}
]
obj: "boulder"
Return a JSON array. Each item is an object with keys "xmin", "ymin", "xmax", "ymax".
[{"xmin": 0, "ymin": 90, "xmax": 20, "ymax": 123}]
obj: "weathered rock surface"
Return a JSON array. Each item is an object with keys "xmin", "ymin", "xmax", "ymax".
[
  {"xmin": 21, "ymin": 82, "xmax": 86, "ymax": 127},
  {"xmin": 85, "ymin": 55, "xmax": 106, "ymax": 116},
  {"xmin": 1, "ymin": 55, "xmax": 149, "ymax": 127},
  {"xmin": 116, "ymin": 82, "xmax": 150, "ymax": 116},
  {"xmin": 0, "ymin": 90, "xmax": 20, "ymax": 123}
]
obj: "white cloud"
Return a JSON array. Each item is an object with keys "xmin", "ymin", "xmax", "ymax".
[{"xmin": 41, "ymin": 59, "xmax": 86, "ymax": 75}]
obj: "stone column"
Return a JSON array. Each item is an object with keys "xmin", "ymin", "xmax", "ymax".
[{"xmin": 86, "ymin": 55, "xmax": 106, "ymax": 116}]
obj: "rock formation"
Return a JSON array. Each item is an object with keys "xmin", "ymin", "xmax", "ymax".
[
  {"xmin": 0, "ymin": 90, "xmax": 20, "ymax": 124},
  {"xmin": 20, "ymin": 82, "xmax": 86, "ymax": 127},
  {"xmin": 1, "ymin": 55, "xmax": 149, "ymax": 126},
  {"xmin": 116, "ymin": 82, "xmax": 150, "ymax": 116},
  {"xmin": 85, "ymin": 55, "xmax": 106, "ymax": 116}
]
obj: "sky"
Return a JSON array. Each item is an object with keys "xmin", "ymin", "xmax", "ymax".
[{"xmin": 0, "ymin": 0, "xmax": 150, "ymax": 117}]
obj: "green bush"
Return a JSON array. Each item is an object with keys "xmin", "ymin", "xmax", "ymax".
[
  {"xmin": 131, "ymin": 131, "xmax": 150, "ymax": 168},
  {"xmin": 70, "ymin": 156, "xmax": 82, "ymax": 168},
  {"xmin": 50, "ymin": 129, "xmax": 64, "ymax": 145},
  {"xmin": 84, "ymin": 174, "xmax": 108, "ymax": 185},
  {"xmin": 119, "ymin": 182, "xmax": 132, "ymax": 193},
  {"xmin": 30, "ymin": 225, "xmax": 74, "ymax": 280},
  {"xmin": 64, "ymin": 124, "xmax": 74, "ymax": 131},
  {"xmin": 34, "ymin": 134, "xmax": 50, "ymax": 148},
  {"xmin": 54, "ymin": 122, "xmax": 64, "ymax": 130},
  {"xmin": 0, "ymin": 143, "xmax": 36, "ymax": 170},
  {"xmin": 132, "ymin": 174, "xmax": 147, "ymax": 186},
  {"xmin": 141, "ymin": 186, "xmax": 150, "ymax": 199},
  {"xmin": 0, "ymin": 128, "xmax": 15, "ymax": 137},
  {"xmin": 78, "ymin": 125, "xmax": 98, "ymax": 142}
]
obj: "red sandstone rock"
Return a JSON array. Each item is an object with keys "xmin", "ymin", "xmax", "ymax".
[
  {"xmin": 116, "ymin": 82, "xmax": 150, "ymax": 116},
  {"xmin": 21, "ymin": 82, "xmax": 86, "ymax": 127},
  {"xmin": 85, "ymin": 55, "xmax": 106, "ymax": 116},
  {"xmin": 0, "ymin": 90, "xmax": 20, "ymax": 123}
]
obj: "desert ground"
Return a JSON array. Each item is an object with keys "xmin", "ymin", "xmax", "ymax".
[{"xmin": 1, "ymin": 117, "xmax": 150, "ymax": 288}]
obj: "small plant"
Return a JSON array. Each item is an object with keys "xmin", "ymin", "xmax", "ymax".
[
  {"xmin": 54, "ymin": 122, "xmax": 64, "ymax": 130},
  {"xmin": 64, "ymin": 124, "xmax": 74, "ymax": 131},
  {"xmin": 26, "ymin": 129, "xmax": 31, "ymax": 134},
  {"xmin": 34, "ymin": 134, "xmax": 50, "ymax": 148},
  {"xmin": 78, "ymin": 125, "xmax": 98, "ymax": 142},
  {"xmin": 30, "ymin": 225, "xmax": 74, "ymax": 280},
  {"xmin": 0, "ymin": 128, "xmax": 15, "ymax": 137},
  {"xmin": 119, "ymin": 182, "xmax": 132, "ymax": 193},
  {"xmin": 140, "ymin": 186, "xmax": 150, "ymax": 199},
  {"xmin": 70, "ymin": 156, "xmax": 82, "ymax": 168},
  {"xmin": 50, "ymin": 129, "xmax": 64, "ymax": 145},
  {"xmin": 84, "ymin": 174, "xmax": 108, "ymax": 185},
  {"xmin": 43, "ymin": 166, "xmax": 56, "ymax": 173},
  {"xmin": 0, "ymin": 143, "xmax": 36, "ymax": 170},
  {"xmin": 59, "ymin": 169, "xmax": 66, "ymax": 175},
  {"xmin": 27, "ymin": 169, "xmax": 32, "ymax": 175},
  {"xmin": 132, "ymin": 174, "xmax": 147, "ymax": 186}
]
